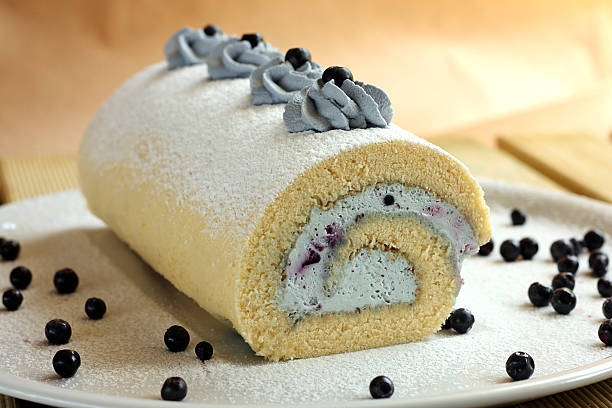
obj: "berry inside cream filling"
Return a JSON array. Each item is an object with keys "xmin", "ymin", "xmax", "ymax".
[{"xmin": 279, "ymin": 184, "xmax": 478, "ymax": 321}]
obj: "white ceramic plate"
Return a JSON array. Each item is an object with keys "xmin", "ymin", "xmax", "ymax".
[{"xmin": 0, "ymin": 180, "xmax": 611, "ymax": 408}]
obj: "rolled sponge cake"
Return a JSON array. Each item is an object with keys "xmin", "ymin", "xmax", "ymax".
[{"xmin": 78, "ymin": 62, "xmax": 491, "ymax": 360}]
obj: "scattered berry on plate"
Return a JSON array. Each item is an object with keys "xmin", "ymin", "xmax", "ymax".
[
  {"xmin": 589, "ymin": 251, "xmax": 608, "ymax": 269},
  {"xmin": 550, "ymin": 239, "xmax": 573, "ymax": 262},
  {"xmin": 590, "ymin": 253, "xmax": 609, "ymax": 278},
  {"xmin": 510, "ymin": 209, "xmax": 527, "ymax": 225},
  {"xmin": 570, "ymin": 238, "xmax": 585, "ymax": 256},
  {"xmin": 53, "ymin": 268, "xmax": 79, "ymax": 294},
  {"xmin": 449, "ymin": 308, "xmax": 475, "ymax": 334},
  {"xmin": 85, "ymin": 297, "xmax": 107, "ymax": 320},
  {"xmin": 552, "ymin": 273, "xmax": 575, "ymax": 290},
  {"xmin": 478, "ymin": 239, "xmax": 494, "ymax": 256},
  {"xmin": 9, "ymin": 266, "xmax": 32, "ymax": 290},
  {"xmin": 441, "ymin": 314, "xmax": 452, "ymax": 330},
  {"xmin": 164, "ymin": 325, "xmax": 190, "ymax": 352},
  {"xmin": 240, "ymin": 33, "xmax": 262, "ymax": 48},
  {"xmin": 519, "ymin": 237, "xmax": 539, "ymax": 260},
  {"xmin": 500, "ymin": 239, "xmax": 521, "ymax": 262},
  {"xmin": 369, "ymin": 375, "xmax": 394, "ymax": 399},
  {"xmin": 1, "ymin": 240, "xmax": 20, "ymax": 261},
  {"xmin": 528, "ymin": 283, "xmax": 553, "ymax": 307},
  {"xmin": 52, "ymin": 349, "xmax": 81, "ymax": 378},
  {"xmin": 161, "ymin": 377, "xmax": 188, "ymax": 401},
  {"xmin": 285, "ymin": 47, "xmax": 312, "ymax": 70},
  {"xmin": 603, "ymin": 298, "xmax": 612, "ymax": 319},
  {"xmin": 506, "ymin": 351, "xmax": 535, "ymax": 381},
  {"xmin": 2, "ymin": 289, "xmax": 23, "ymax": 311},
  {"xmin": 597, "ymin": 279, "xmax": 612, "ymax": 298},
  {"xmin": 557, "ymin": 256, "xmax": 579, "ymax": 274},
  {"xmin": 45, "ymin": 319, "xmax": 72, "ymax": 345},
  {"xmin": 551, "ymin": 288, "xmax": 577, "ymax": 315},
  {"xmin": 322, "ymin": 66, "xmax": 353, "ymax": 87},
  {"xmin": 584, "ymin": 230, "xmax": 605, "ymax": 252},
  {"xmin": 203, "ymin": 24, "xmax": 220, "ymax": 36},
  {"xmin": 195, "ymin": 341, "xmax": 214, "ymax": 361},
  {"xmin": 598, "ymin": 320, "xmax": 612, "ymax": 346}
]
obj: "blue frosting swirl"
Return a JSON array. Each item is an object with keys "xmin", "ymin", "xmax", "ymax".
[
  {"xmin": 283, "ymin": 79, "xmax": 393, "ymax": 132},
  {"xmin": 207, "ymin": 38, "xmax": 283, "ymax": 80},
  {"xmin": 250, "ymin": 57, "xmax": 322, "ymax": 105},
  {"xmin": 163, "ymin": 27, "xmax": 230, "ymax": 70}
]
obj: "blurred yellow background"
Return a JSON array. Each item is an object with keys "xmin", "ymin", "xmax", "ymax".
[{"xmin": 1, "ymin": 0, "xmax": 611, "ymax": 155}]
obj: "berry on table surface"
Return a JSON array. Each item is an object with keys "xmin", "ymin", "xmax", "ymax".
[
  {"xmin": 449, "ymin": 308, "xmax": 475, "ymax": 334},
  {"xmin": 603, "ymin": 298, "xmax": 612, "ymax": 319},
  {"xmin": 551, "ymin": 288, "xmax": 577, "ymax": 315},
  {"xmin": 478, "ymin": 239, "xmax": 494, "ymax": 256},
  {"xmin": 550, "ymin": 239, "xmax": 573, "ymax": 262},
  {"xmin": 511, "ymin": 209, "xmax": 527, "ymax": 225},
  {"xmin": 441, "ymin": 314, "xmax": 452, "ymax": 330},
  {"xmin": 570, "ymin": 238, "xmax": 585, "ymax": 255},
  {"xmin": 552, "ymin": 273, "xmax": 575, "ymax": 290},
  {"xmin": 45, "ymin": 319, "xmax": 72, "ymax": 345},
  {"xmin": 598, "ymin": 320, "xmax": 612, "ymax": 346},
  {"xmin": 240, "ymin": 33, "xmax": 262, "ymax": 48},
  {"xmin": 557, "ymin": 255, "xmax": 579, "ymax": 274},
  {"xmin": 85, "ymin": 297, "xmax": 107, "ymax": 320},
  {"xmin": 322, "ymin": 66, "xmax": 353, "ymax": 87},
  {"xmin": 519, "ymin": 237, "xmax": 539, "ymax": 260},
  {"xmin": 52, "ymin": 349, "xmax": 80, "ymax": 378},
  {"xmin": 506, "ymin": 352, "xmax": 535, "ymax": 381},
  {"xmin": 1, "ymin": 240, "xmax": 20, "ymax": 261},
  {"xmin": 528, "ymin": 283, "xmax": 553, "ymax": 307},
  {"xmin": 161, "ymin": 377, "xmax": 188, "ymax": 401},
  {"xmin": 589, "ymin": 251, "xmax": 609, "ymax": 269},
  {"xmin": 597, "ymin": 279, "xmax": 612, "ymax": 298},
  {"xmin": 9, "ymin": 266, "xmax": 32, "ymax": 289},
  {"xmin": 195, "ymin": 341, "xmax": 214, "ymax": 361},
  {"xmin": 284, "ymin": 48, "xmax": 312, "ymax": 70},
  {"xmin": 164, "ymin": 325, "xmax": 190, "ymax": 352},
  {"xmin": 2, "ymin": 289, "xmax": 23, "ymax": 311},
  {"xmin": 203, "ymin": 24, "xmax": 220, "ymax": 36},
  {"xmin": 590, "ymin": 253, "xmax": 609, "ymax": 277},
  {"xmin": 369, "ymin": 376, "xmax": 394, "ymax": 399},
  {"xmin": 53, "ymin": 268, "xmax": 79, "ymax": 294},
  {"xmin": 500, "ymin": 239, "xmax": 521, "ymax": 262},
  {"xmin": 584, "ymin": 230, "xmax": 605, "ymax": 251}
]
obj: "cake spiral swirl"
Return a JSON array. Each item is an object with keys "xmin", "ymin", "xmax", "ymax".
[
  {"xmin": 163, "ymin": 27, "xmax": 229, "ymax": 70},
  {"xmin": 207, "ymin": 38, "xmax": 283, "ymax": 80}
]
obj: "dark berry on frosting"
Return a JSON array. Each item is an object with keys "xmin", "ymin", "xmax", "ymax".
[
  {"xmin": 597, "ymin": 279, "xmax": 612, "ymax": 298},
  {"xmin": 369, "ymin": 376, "xmax": 394, "ymax": 399},
  {"xmin": 591, "ymin": 253, "xmax": 609, "ymax": 277},
  {"xmin": 203, "ymin": 24, "xmax": 220, "ymax": 36},
  {"xmin": 449, "ymin": 308, "xmax": 475, "ymax": 334},
  {"xmin": 557, "ymin": 255, "xmax": 579, "ymax": 274},
  {"xmin": 161, "ymin": 377, "xmax": 188, "ymax": 401},
  {"xmin": 584, "ymin": 229, "xmax": 605, "ymax": 251},
  {"xmin": 2, "ymin": 289, "xmax": 23, "ymax": 311},
  {"xmin": 589, "ymin": 251, "xmax": 608, "ymax": 269},
  {"xmin": 383, "ymin": 195, "xmax": 395, "ymax": 206},
  {"xmin": 195, "ymin": 341, "xmax": 214, "ymax": 361},
  {"xmin": 53, "ymin": 268, "xmax": 79, "ymax": 294},
  {"xmin": 1, "ymin": 240, "xmax": 20, "ymax": 261},
  {"xmin": 164, "ymin": 325, "xmax": 190, "ymax": 352},
  {"xmin": 599, "ymin": 320, "xmax": 612, "ymax": 346},
  {"xmin": 500, "ymin": 239, "xmax": 521, "ymax": 262},
  {"xmin": 478, "ymin": 239, "xmax": 494, "ymax": 256},
  {"xmin": 603, "ymin": 298, "xmax": 612, "ymax": 319},
  {"xmin": 510, "ymin": 209, "xmax": 527, "ymax": 225},
  {"xmin": 45, "ymin": 319, "xmax": 72, "ymax": 345},
  {"xmin": 322, "ymin": 66, "xmax": 353, "ymax": 87},
  {"xmin": 528, "ymin": 282, "xmax": 553, "ymax": 307},
  {"xmin": 285, "ymin": 48, "xmax": 311, "ymax": 70},
  {"xmin": 85, "ymin": 297, "xmax": 107, "ymax": 320},
  {"xmin": 552, "ymin": 272, "xmax": 575, "ymax": 290},
  {"xmin": 10, "ymin": 266, "xmax": 32, "ymax": 290},
  {"xmin": 551, "ymin": 288, "xmax": 576, "ymax": 315},
  {"xmin": 52, "ymin": 349, "xmax": 80, "ymax": 378},
  {"xmin": 519, "ymin": 237, "xmax": 539, "ymax": 260},
  {"xmin": 506, "ymin": 352, "xmax": 535, "ymax": 381},
  {"xmin": 550, "ymin": 239, "xmax": 573, "ymax": 262},
  {"xmin": 240, "ymin": 33, "xmax": 263, "ymax": 48},
  {"xmin": 570, "ymin": 238, "xmax": 585, "ymax": 255}
]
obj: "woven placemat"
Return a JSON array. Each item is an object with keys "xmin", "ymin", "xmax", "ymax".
[{"xmin": 0, "ymin": 156, "xmax": 610, "ymax": 408}]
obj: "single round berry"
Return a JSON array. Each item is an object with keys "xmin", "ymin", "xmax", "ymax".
[
  {"xmin": 45, "ymin": 319, "xmax": 72, "ymax": 345},
  {"xmin": 1, "ymin": 240, "xmax": 20, "ymax": 261},
  {"xmin": 550, "ymin": 239, "xmax": 573, "ymax": 262},
  {"xmin": 383, "ymin": 195, "xmax": 394, "ymax": 206},
  {"xmin": 557, "ymin": 255, "xmax": 579, "ymax": 274},
  {"xmin": 552, "ymin": 272, "xmax": 575, "ymax": 290},
  {"xmin": 570, "ymin": 238, "xmax": 585, "ymax": 255},
  {"xmin": 510, "ymin": 209, "xmax": 527, "ymax": 225},
  {"xmin": 85, "ymin": 297, "xmax": 107, "ymax": 320},
  {"xmin": 203, "ymin": 24, "xmax": 220, "ymax": 36},
  {"xmin": 2, "ymin": 289, "xmax": 23, "ymax": 311},
  {"xmin": 589, "ymin": 251, "xmax": 608, "ymax": 269},
  {"xmin": 598, "ymin": 279, "xmax": 612, "ymax": 298},
  {"xmin": 164, "ymin": 325, "xmax": 190, "ymax": 352},
  {"xmin": 500, "ymin": 239, "xmax": 521, "ymax": 262},
  {"xmin": 53, "ymin": 268, "xmax": 79, "ymax": 294},
  {"xmin": 284, "ymin": 47, "xmax": 311, "ymax": 70},
  {"xmin": 519, "ymin": 237, "xmax": 539, "ymax": 260},
  {"xmin": 52, "ymin": 349, "xmax": 80, "ymax": 378},
  {"xmin": 322, "ymin": 66, "xmax": 353, "ymax": 87},
  {"xmin": 599, "ymin": 320, "xmax": 612, "ymax": 346},
  {"xmin": 591, "ymin": 253, "xmax": 609, "ymax": 277},
  {"xmin": 478, "ymin": 239, "xmax": 494, "ymax": 256},
  {"xmin": 369, "ymin": 376, "xmax": 394, "ymax": 399},
  {"xmin": 551, "ymin": 288, "xmax": 577, "ymax": 315},
  {"xmin": 584, "ymin": 230, "xmax": 605, "ymax": 251},
  {"xmin": 9, "ymin": 266, "xmax": 32, "ymax": 290},
  {"xmin": 441, "ymin": 314, "xmax": 452, "ymax": 330},
  {"xmin": 449, "ymin": 308, "xmax": 475, "ymax": 334},
  {"xmin": 161, "ymin": 377, "xmax": 188, "ymax": 401},
  {"xmin": 603, "ymin": 298, "xmax": 612, "ymax": 319},
  {"xmin": 195, "ymin": 341, "xmax": 214, "ymax": 361},
  {"xmin": 505, "ymin": 351, "xmax": 535, "ymax": 381},
  {"xmin": 528, "ymin": 282, "xmax": 553, "ymax": 307},
  {"xmin": 240, "ymin": 33, "xmax": 262, "ymax": 48}
]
